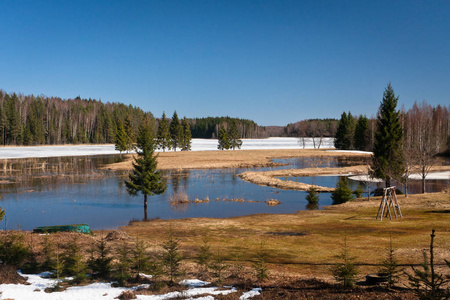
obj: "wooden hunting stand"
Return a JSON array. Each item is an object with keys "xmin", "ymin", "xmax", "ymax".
[{"xmin": 376, "ymin": 186, "xmax": 402, "ymax": 221}]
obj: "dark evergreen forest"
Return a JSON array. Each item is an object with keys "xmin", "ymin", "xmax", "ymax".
[{"xmin": 0, "ymin": 89, "xmax": 343, "ymax": 146}]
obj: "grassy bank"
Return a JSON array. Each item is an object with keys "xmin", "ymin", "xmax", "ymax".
[
  {"xmin": 122, "ymin": 191, "xmax": 450, "ymax": 281},
  {"xmin": 102, "ymin": 149, "xmax": 371, "ymax": 171}
]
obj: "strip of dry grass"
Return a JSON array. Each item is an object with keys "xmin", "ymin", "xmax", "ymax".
[
  {"xmin": 238, "ymin": 165, "xmax": 369, "ymax": 191},
  {"xmin": 121, "ymin": 192, "xmax": 450, "ymax": 282},
  {"xmin": 102, "ymin": 149, "xmax": 371, "ymax": 171}
]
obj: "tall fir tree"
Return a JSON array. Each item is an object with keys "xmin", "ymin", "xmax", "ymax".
[
  {"xmin": 124, "ymin": 114, "xmax": 135, "ymax": 152},
  {"xmin": 125, "ymin": 117, "xmax": 166, "ymax": 208},
  {"xmin": 157, "ymin": 112, "xmax": 171, "ymax": 152},
  {"xmin": 228, "ymin": 119, "xmax": 242, "ymax": 150},
  {"xmin": 169, "ymin": 111, "xmax": 182, "ymax": 151},
  {"xmin": 354, "ymin": 115, "xmax": 370, "ymax": 151},
  {"xmin": 334, "ymin": 112, "xmax": 355, "ymax": 150},
  {"xmin": 371, "ymin": 83, "xmax": 404, "ymax": 187},
  {"xmin": 180, "ymin": 117, "xmax": 192, "ymax": 151},
  {"xmin": 217, "ymin": 125, "xmax": 231, "ymax": 150},
  {"xmin": 115, "ymin": 120, "xmax": 127, "ymax": 154}
]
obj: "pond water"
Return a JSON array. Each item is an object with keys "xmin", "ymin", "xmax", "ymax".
[{"xmin": 0, "ymin": 155, "xmax": 448, "ymax": 230}]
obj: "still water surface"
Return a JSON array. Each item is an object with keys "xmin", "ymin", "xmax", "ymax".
[{"xmin": 0, "ymin": 155, "xmax": 447, "ymax": 230}]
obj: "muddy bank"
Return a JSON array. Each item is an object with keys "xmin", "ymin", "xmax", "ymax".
[{"xmin": 238, "ymin": 165, "xmax": 369, "ymax": 192}]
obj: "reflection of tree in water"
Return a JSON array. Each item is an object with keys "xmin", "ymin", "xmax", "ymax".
[
  {"xmin": 306, "ymin": 203, "xmax": 319, "ymax": 210},
  {"xmin": 0, "ymin": 155, "xmax": 123, "ymax": 193}
]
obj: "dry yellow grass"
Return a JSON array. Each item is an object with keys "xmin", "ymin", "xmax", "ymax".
[
  {"xmin": 102, "ymin": 149, "xmax": 371, "ymax": 171},
  {"xmin": 238, "ymin": 165, "xmax": 369, "ymax": 191},
  {"xmin": 121, "ymin": 192, "xmax": 450, "ymax": 281}
]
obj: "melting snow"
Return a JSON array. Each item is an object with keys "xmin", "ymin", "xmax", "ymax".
[
  {"xmin": 0, "ymin": 274, "xmax": 246, "ymax": 300},
  {"xmin": 0, "ymin": 137, "xmax": 334, "ymax": 159}
]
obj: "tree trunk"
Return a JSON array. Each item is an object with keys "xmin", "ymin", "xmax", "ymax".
[
  {"xmin": 385, "ymin": 176, "xmax": 391, "ymax": 188},
  {"xmin": 144, "ymin": 194, "xmax": 148, "ymax": 208}
]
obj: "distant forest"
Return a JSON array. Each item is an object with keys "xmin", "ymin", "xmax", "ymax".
[
  {"xmin": 0, "ymin": 91, "xmax": 154, "ymax": 145},
  {"xmin": 0, "ymin": 90, "xmax": 341, "ymax": 146}
]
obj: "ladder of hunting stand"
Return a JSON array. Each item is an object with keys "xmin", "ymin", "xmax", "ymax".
[{"xmin": 376, "ymin": 186, "xmax": 402, "ymax": 221}]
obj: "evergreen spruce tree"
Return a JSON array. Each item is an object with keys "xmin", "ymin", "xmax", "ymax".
[
  {"xmin": 161, "ymin": 228, "xmax": 183, "ymax": 285},
  {"xmin": 305, "ymin": 187, "xmax": 319, "ymax": 204},
  {"xmin": 169, "ymin": 111, "xmax": 182, "ymax": 151},
  {"xmin": 180, "ymin": 117, "xmax": 192, "ymax": 151},
  {"xmin": 131, "ymin": 238, "xmax": 151, "ymax": 279},
  {"xmin": 228, "ymin": 119, "xmax": 242, "ymax": 150},
  {"xmin": 331, "ymin": 177, "xmax": 355, "ymax": 204},
  {"xmin": 124, "ymin": 114, "xmax": 135, "ymax": 153},
  {"xmin": 371, "ymin": 83, "xmax": 404, "ymax": 187},
  {"xmin": 115, "ymin": 120, "xmax": 127, "ymax": 154},
  {"xmin": 354, "ymin": 115, "xmax": 370, "ymax": 151},
  {"xmin": 115, "ymin": 242, "xmax": 131, "ymax": 285},
  {"xmin": 334, "ymin": 112, "xmax": 355, "ymax": 150},
  {"xmin": 63, "ymin": 237, "xmax": 86, "ymax": 283},
  {"xmin": 87, "ymin": 235, "xmax": 112, "ymax": 280},
  {"xmin": 217, "ymin": 125, "xmax": 231, "ymax": 150},
  {"xmin": 156, "ymin": 112, "xmax": 171, "ymax": 152},
  {"xmin": 125, "ymin": 117, "xmax": 166, "ymax": 208}
]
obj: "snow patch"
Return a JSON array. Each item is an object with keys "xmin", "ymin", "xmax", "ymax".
[
  {"xmin": 240, "ymin": 287, "xmax": 262, "ymax": 299},
  {"xmin": 0, "ymin": 138, "xmax": 335, "ymax": 159}
]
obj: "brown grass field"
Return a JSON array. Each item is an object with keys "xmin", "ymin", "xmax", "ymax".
[
  {"xmin": 102, "ymin": 149, "xmax": 372, "ymax": 170},
  {"xmin": 3, "ymin": 149, "xmax": 449, "ymax": 298},
  {"xmin": 122, "ymin": 192, "xmax": 450, "ymax": 282}
]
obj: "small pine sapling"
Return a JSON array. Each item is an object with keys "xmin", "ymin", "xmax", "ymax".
[
  {"xmin": 305, "ymin": 187, "xmax": 319, "ymax": 204},
  {"xmin": 88, "ymin": 235, "xmax": 113, "ymax": 280},
  {"xmin": 22, "ymin": 234, "xmax": 40, "ymax": 274},
  {"xmin": 41, "ymin": 234, "xmax": 55, "ymax": 271},
  {"xmin": 252, "ymin": 242, "xmax": 269, "ymax": 284},
  {"xmin": 131, "ymin": 238, "xmax": 151, "ymax": 280},
  {"xmin": 161, "ymin": 229, "xmax": 183, "ymax": 285},
  {"xmin": 331, "ymin": 177, "xmax": 355, "ymax": 205},
  {"xmin": 378, "ymin": 236, "xmax": 402, "ymax": 288},
  {"xmin": 407, "ymin": 229, "xmax": 449, "ymax": 299},
  {"xmin": 195, "ymin": 236, "xmax": 213, "ymax": 276},
  {"xmin": 53, "ymin": 241, "xmax": 65, "ymax": 281},
  {"xmin": 115, "ymin": 242, "xmax": 131, "ymax": 285},
  {"xmin": 63, "ymin": 237, "xmax": 86, "ymax": 283},
  {"xmin": 0, "ymin": 231, "xmax": 30, "ymax": 267},
  {"xmin": 210, "ymin": 250, "xmax": 228, "ymax": 285},
  {"xmin": 353, "ymin": 182, "xmax": 365, "ymax": 199},
  {"xmin": 331, "ymin": 235, "xmax": 359, "ymax": 287}
]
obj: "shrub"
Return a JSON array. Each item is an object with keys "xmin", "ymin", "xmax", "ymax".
[
  {"xmin": 195, "ymin": 236, "xmax": 212, "ymax": 275},
  {"xmin": 331, "ymin": 236, "xmax": 358, "ymax": 287},
  {"xmin": 161, "ymin": 229, "xmax": 183, "ymax": 285},
  {"xmin": 87, "ymin": 235, "xmax": 113, "ymax": 280},
  {"xmin": 252, "ymin": 242, "xmax": 269, "ymax": 283},
  {"xmin": 210, "ymin": 250, "xmax": 228, "ymax": 284},
  {"xmin": 0, "ymin": 231, "xmax": 30, "ymax": 267},
  {"xmin": 331, "ymin": 177, "xmax": 355, "ymax": 205},
  {"xmin": 63, "ymin": 237, "xmax": 86, "ymax": 283},
  {"xmin": 378, "ymin": 237, "xmax": 402, "ymax": 288},
  {"xmin": 305, "ymin": 187, "xmax": 319, "ymax": 204},
  {"xmin": 353, "ymin": 182, "xmax": 365, "ymax": 198},
  {"xmin": 407, "ymin": 229, "xmax": 449, "ymax": 299}
]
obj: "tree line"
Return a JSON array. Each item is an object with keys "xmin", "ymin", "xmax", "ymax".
[
  {"xmin": 334, "ymin": 83, "xmax": 450, "ymax": 193},
  {"xmin": 0, "ymin": 90, "xmax": 155, "ymax": 146}
]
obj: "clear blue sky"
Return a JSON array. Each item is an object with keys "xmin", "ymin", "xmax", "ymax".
[{"xmin": 0, "ymin": 0, "xmax": 448, "ymax": 126}]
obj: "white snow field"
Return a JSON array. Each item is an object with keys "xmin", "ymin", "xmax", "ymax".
[
  {"xmin": 0, "ymin": 274, "xmax": 250, "ymax": 300},
  {"xmin": 0, "ymin": 137, "xmax": 334, "ymax": 159}
]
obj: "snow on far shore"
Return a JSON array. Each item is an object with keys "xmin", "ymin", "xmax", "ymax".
[
  {"xmin": 0, "ymin": 137, "xmax": 334, "ymax": 159},
  {"xmin": 0, "ymin": 274, "xmax": 244, "ymax": 300},
  {"xmin": 348, "ymin": 171, "xmax": 450, "ymax": 182}
]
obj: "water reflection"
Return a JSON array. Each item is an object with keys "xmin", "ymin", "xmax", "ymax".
[{"xmin": 0, "ymin": 155, "xmax": 448, "ymax": 231}]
